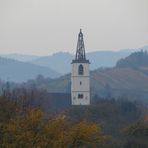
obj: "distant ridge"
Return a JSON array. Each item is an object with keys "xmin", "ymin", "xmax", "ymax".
[
  {"xmin": 31, "ymin": 52, "xmax": 73, "ymax": 74},
  {"xmin": 0, "ymin": 53, "xmax": 40, "ymax": 62},
  {"xmin": 30, "ymin": 50, "xmax": 132, "ymax": 74},
  {"xmin": 0, "ymin": 57, "xmax": 60, "ymax": 82},
  {"xmin": 0, "ymin": 49, "xmax": 138, "ymax": 74},
  {"xmin": 1, "ymin": 45, "xmax": 148, "ymax": 75}
]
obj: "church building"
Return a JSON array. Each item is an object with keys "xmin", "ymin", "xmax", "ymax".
[{"xmin": 71, "ymin": 29, "xmax": 90, "ymax": 105}]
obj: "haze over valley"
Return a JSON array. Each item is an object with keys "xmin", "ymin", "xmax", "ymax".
[{"xmin": 0, "ymin": 0, "xmax": 148, "ymax": 147}]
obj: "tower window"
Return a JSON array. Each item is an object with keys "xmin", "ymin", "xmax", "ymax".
[
  {"xmin": 78, "ymin": 64, "xmax": 84, "ymax": 75},
  {"xmin": 78, "ymin": 94, "xmax": 83, "ymax": 99},
  {"xmin": 80, "ymin": 81, "xmax": 82, "ymax": 85}
]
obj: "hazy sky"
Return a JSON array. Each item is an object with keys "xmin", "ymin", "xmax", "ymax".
[{"xmin": 0, "ymin": 0, "xmax": 148, "ymax": 55}]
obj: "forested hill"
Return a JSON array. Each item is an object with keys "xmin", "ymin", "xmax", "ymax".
[{"xmin": 116, "ymin": 50, "xmax": 148, "ymax": 68}]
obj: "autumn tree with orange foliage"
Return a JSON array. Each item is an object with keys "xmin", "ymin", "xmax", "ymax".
[{"xmin": 0, "ymin": 109, "xmax": 108, "ymax": 148}]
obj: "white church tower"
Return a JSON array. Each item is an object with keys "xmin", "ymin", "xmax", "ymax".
[{"xmin": 71, "ymin": 29, "xmax": 90, "ymax": 105}]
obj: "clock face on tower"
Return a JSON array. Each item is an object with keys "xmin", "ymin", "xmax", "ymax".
[{"xmin": 71, "ymin": 30, "xmax": 90, "ymax": 105}]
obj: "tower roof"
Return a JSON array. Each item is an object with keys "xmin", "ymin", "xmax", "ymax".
[{"xmin": 72, "ymin": 29, "xmax": 90, "ymax": 63}]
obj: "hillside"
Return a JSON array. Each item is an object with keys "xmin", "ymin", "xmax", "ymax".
[
  {"xmin": 91, "ymin": 67, "xmax": 148, "ymax": 101},
  {"xmin": 116, "ymin": 50, "xmax": 148, "ymax": 68},
  {"xmin": 22, "ymin": 66, "xmax": 148, "ymax": 103},
  {"xmin": 0, "ymin": 57, "xmax": 60, "ymax": 82}
]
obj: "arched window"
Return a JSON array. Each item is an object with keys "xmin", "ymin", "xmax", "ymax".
[{"xmin": 78, "ymin": 64, "xmax": 84, "ymax": 75}]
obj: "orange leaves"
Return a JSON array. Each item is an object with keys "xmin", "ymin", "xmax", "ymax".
[
  {"xmin": 66, "ymin": 122, "xmax": 107, "ymax": 148},
  {"xmin": 0, "ymin": 110, "xmax": 108, "ymax": 148}
]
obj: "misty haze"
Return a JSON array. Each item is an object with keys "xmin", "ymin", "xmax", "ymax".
[{"xmin": 0, "ymin": 0, "xmax": 148, "ymax": 148}]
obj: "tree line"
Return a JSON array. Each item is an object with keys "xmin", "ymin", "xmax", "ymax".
[{"xmin": 0, "ymin": 87, "xmax": 148, "ymax": 148}]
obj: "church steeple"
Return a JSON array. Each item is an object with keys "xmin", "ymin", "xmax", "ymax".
[
  {"xmin": 71, "ymin": 30, "xmax": 90, "ymax": 105},
  {"xmin": 72, "ymin": 29, "xmax": 89, "ymax": 63}
]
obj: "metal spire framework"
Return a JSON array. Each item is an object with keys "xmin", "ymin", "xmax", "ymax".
[
  {"xmin": 75, "ymin": 29, "xmax": 86, "ymax": 61},
  {"xmin": 72, "ymin": 29, "xmax": 90, "ymax": 64}
]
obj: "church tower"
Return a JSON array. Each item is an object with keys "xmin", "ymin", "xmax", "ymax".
[{"xmin": 71, "ymin": 29, "xmax": 90, "ymax": 105}]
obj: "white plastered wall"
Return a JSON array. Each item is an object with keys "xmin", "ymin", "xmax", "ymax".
[{"xmin": 71, "ymin": 62, "xmax": 90, "ymax": 105}]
